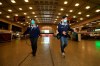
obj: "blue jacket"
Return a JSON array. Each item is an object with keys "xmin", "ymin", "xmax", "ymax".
[
  {"xmin": 58, "ymin": 22, "xmax": 73, "ymax": 37},
  {"xmin": 24, "ymin": 26, "xmax": 40, "ymax": 38}
]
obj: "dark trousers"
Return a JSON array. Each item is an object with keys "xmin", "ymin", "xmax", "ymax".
[{"xmin": 30, "ymin": 37, "xmax": 38, "ymax": 55}]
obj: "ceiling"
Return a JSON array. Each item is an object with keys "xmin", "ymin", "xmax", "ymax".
[{"xmin": 0, "ymin": 0, "xmax": 100, "ymax": 27}]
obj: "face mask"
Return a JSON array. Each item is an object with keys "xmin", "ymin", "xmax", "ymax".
[{"xmin": 63, "ymin": 19, "xmax": 67, "ymax": 23}]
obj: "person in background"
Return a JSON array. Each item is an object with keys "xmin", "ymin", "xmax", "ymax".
[
  {"xmin": 23, "ymin": 19, "xmax": 40, "ymax": 56},
  {"xmin": 58, "ymin": 16, "xmax": 74, "ymax": 57}
]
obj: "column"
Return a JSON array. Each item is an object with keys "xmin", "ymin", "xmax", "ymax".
[
  {"xmin": 8, "ymin": 24, "xmax": 12, "ymax": 31},
  {"xmin": 78, "ymin": 27, "xmax": 82, "ymax": 41}
]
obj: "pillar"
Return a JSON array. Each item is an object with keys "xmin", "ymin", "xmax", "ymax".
[{"xmin": 78, "ymin": 27, "xmax": 82, "ymax": 41}]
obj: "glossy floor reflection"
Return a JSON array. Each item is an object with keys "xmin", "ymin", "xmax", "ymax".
[{"xmin": 0, "ymin": 37, "xmax": 100, "ymax": 66}]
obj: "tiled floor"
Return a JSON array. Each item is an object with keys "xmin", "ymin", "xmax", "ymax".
[{"xmin": 0, "ymin": 37, "xmax": 100, "ymax": 66}]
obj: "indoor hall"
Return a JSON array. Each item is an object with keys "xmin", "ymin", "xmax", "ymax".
[{"xmin": 0, "ymin": 0, "xmax": 100, "ymax": 66}]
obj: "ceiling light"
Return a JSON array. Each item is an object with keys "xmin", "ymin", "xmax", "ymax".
[
  {"xmin": 66, "ymin": 14, "xmax": 69, "ymax": 16},
  {"xmin": 69, "ymin": 10, "xmax": 73, "ymax": 12},
  {"xmin": 60, "ymin": 8, "xmax": 64, "ymax": 11},
  {"xmin": 64, "ymin": 1, "xmax": 68, "ymax": 4},
  {"xmin": 58, "ymin": 13, "xmax": 61, "ymax": 15},
  {"xmin": 24, "ymin": 13, "xmax": 27, "ymax": 15},
  {"xmin": 24, "ymin": 24, "xmax": 26, "ymax": 26},
  {"xmin": 80, "ymin": 18, "xmax": 83, "ymax": 20},
  {"xmin": 15, "ymin": 14, "xmax": 18, "ymax": 16},
  {"xmin": 86, "ymin": 15, "xmax": 90, "ymax": 17},
  {"xmin": 0, "ymin": 12, "xmax": 2, "ymax": 14},
  {"xmin": 6, "ymin": 16, "xmax": 10, "ymax": 18},
  {"xmin": 54, "ymin": 21, "xmax": 56, "ymax": 22},
  {"xmin": 55, "ymin": 19, "xmax": 57, "ymax": 20},
  {"xmin": 73, "ymin": 16, "xmax": 76, "ymax": 18},
  {"xmin": 69, "ymin": 24, "xmax": 71, "ymax": 25},
  {"xmin": 78, "ymin": 12, "xmax": 82, "ymax": 14},
  {"xmin": 11, "ymin": 0, "xmax": 16, "ymax": 3},
  {"xmin": 27, "ymin": 16, "xmax": 30, "ymax": 18},
  {"xmin": 8, "ymin": 9, "xmax": 12, "ymax": 12},
  {"xmin": 26, "ymin": 22, "xmax": 29, "ymax": 23},
  {"xmin": 24, "ymin": 0, "xmax": 29, "ymax": 2},
  {"xmin": 95, "ymin": 9, "xmax": 100, "ymax": 12},
  {"xmin": 0, "ymin": 2, "xmax": 2, "ymax": 5},
  {"xmin": 34, "ymin": 16, "xmax": 37, "ymax": 17},
  {"xmin": 19, "ymin": 8, "xmax": 22, "ymax": 10},
  {"xmin": 29, "ymin": 7, "xmax": 32, "ymax": 9},
  {"xmin": 85, "ymin": 6, "xmax": 90, "ymax": 9},
  {"xmin": 57, "ymin": 16, "xmax": 59, "ymax": 18},
  {"xmin": 32, "ymin": 12, "xmax": 35, "ymax": 14},
  {"xmin": 75, "ymin": 3, "xmax": 79, "ymax": 6},
  {"xmin": 21, "ymin": 23, "xmax": 23, "ymax": 24},
  {"xmin": 17, "ymin": 22, "xmax": 19, "ymax": 23},
  {"xmin": 86, "ymin": 24, "xmax": 89, "ymax": 25},
  {"xmin": 81, "ymin": 26, "xmax": 83, "ymax": 27}
]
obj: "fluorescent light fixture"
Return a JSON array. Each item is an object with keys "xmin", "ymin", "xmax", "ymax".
[
  {"xmin": 29, "ymin": 7, "xmax": 32, "ymax": 9},
  {"xmin": 75, "ymin": 3, "xmax": 79, "ymax": 6},
  {"xmin": 6, "ymin": 16, "xmax": 10, "ymax": 18},
  {"xmin": 64, "ymin": 1, "xmax": 68, "ymax": 4},
  {"xmin": 69, "ymin": 10, "xmax": 73, "ymax": 12},
  {"xmin": 11, "ymin": 0, "xmax": 16, "ymax": 3},
  {"xmin": 85, "ymin": 6, "xmax": 90, "ymax": 9},
  {"xmin": 0, "ymin": 2, "xmax": 2, "ymax": 5},
  {"xmin": 19, "ymin": 8, "xmax": 22, "ymax": 10},
  {"xmin": 0, "ymin": 12, "xmax": 2, "ymax": 14},
  {"xmin": 8, "ymin": 9, "xmax": 12, "ymax": 12},
  {"xmin": 24, "ymin": 0, "xmax": 29, "ymax": 2},
  {"xmin": 95, "ymin": 9, "xmax": 100, "ymax": 12},
  {"xmin": 60, "ymin": 8, "xmax": 64, "ymax": 11},
  {"xmin": 78, "ymin": 12, "xmax": 82, "ymax": 14}
]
